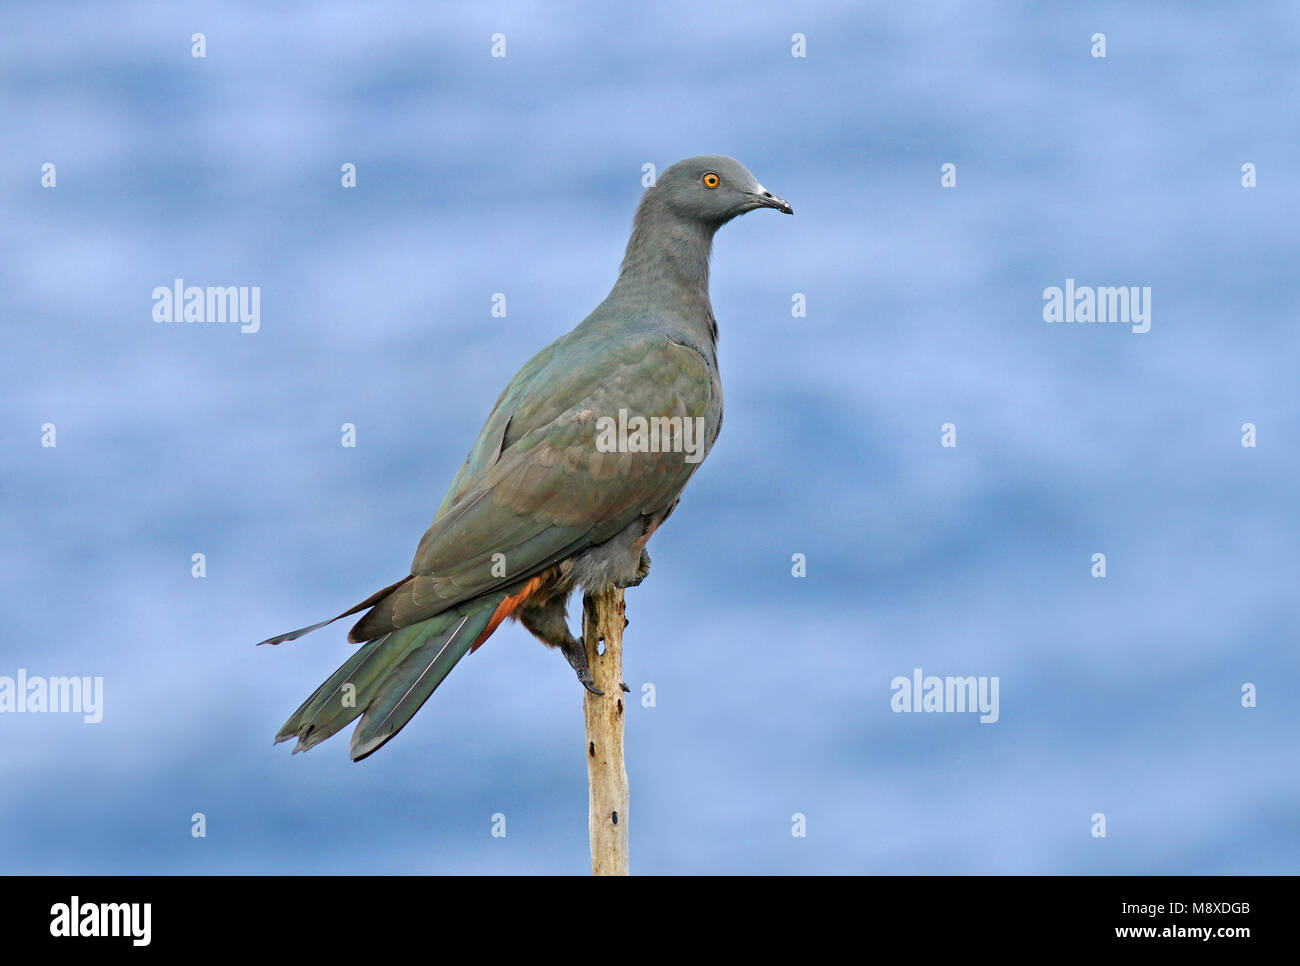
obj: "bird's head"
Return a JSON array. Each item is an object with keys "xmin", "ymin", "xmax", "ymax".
[{"xmin": 651, "ymin": 155, "xmax": 793, "ymax": 227}]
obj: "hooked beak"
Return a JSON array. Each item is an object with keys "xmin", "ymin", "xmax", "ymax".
[{"xmin": 750, "ymin": 186, "xmax": 794, "ymax": 215}]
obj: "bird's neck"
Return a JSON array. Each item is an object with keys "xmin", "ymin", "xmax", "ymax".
[{"xmin": 607, "ymin": 194, "xmax": 718, "ymax": 345}]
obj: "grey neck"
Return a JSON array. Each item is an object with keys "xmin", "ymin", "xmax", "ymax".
[{"xmin": 605, "ymin": 193, "xmax": 719, "ymax": 347}]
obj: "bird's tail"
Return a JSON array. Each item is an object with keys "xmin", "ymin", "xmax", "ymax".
[{"xmin": 274, "ymin": 590, "xmax": 507, "ymax": 760}]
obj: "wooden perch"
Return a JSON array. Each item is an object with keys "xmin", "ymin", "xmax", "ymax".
[{"xmin": 582, "ymin": 586, "xmax": 629, "ymax": 876}]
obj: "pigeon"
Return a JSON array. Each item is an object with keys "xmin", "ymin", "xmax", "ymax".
[{"xmin": 263, "ymin": 154, "xmax": 793, "ymax": 759}]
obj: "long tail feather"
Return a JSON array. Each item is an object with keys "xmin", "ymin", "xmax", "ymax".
[
  {"xmin": 274, "ymin": 592, "xmax": 505, "ymax": 759},
  {"xmin": 274, "ymin": 618, "xmax": 449, "ymax": 752},
  {"xmin": 256, "ymin": 575, "xmax": 415, "ymax": 646},
  {"xmin": 349, "ymin": 603, "xmax": 498, "ymax": 760}
]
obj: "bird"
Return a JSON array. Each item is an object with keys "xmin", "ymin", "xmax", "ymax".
[{"xmin": 262, "ymin": 154, "xmax": 793, "ymax": 760}]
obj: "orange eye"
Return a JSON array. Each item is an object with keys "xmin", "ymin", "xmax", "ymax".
[{"xmin": 703, "ymin": 172, "xmax": 720, "ymax": 188}]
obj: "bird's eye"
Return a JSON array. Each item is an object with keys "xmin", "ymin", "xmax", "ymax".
[{"xmin": 702, "ymin": 172, "xmax": 720, "ymax": 188}]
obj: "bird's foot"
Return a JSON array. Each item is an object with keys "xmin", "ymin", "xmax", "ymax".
[
  {"xmin": 614, "ymin": 550, "xmax": 652, "ymax": 589},
  {"xmin": 561, "ymin": 634, "xmax": 603, "ymax": 695}
]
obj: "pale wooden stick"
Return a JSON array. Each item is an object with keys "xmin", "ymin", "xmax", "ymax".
[{"xmin": 582, "ymin": 587, "xmax": 629, "ymax": 876}]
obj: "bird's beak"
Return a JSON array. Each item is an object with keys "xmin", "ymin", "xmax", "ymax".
[{"xmin": 750, "ymin": 185, "xmax": 794, "ymax": 215}]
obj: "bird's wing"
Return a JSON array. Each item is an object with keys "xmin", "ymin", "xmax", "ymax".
[{"xmin": 347, "ymin": 330, "xmax": 714, "ymax": 641}]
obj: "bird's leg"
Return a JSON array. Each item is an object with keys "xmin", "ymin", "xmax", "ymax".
[
  {"xmin": 517, "ymin": 594, "xmax": 602, "ymax": 695},
  {"xmin": 560, "ymin": 633, "xmax": 602, "ymax": 696},
  {"xmin": 614, "ymin": 549, "xmax": 651, "ymax": 589}
]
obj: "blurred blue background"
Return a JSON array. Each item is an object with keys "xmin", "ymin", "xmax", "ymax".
[{"xmin": 2, "ymin": 1, "xmax": 1296, "ymax": 874}]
